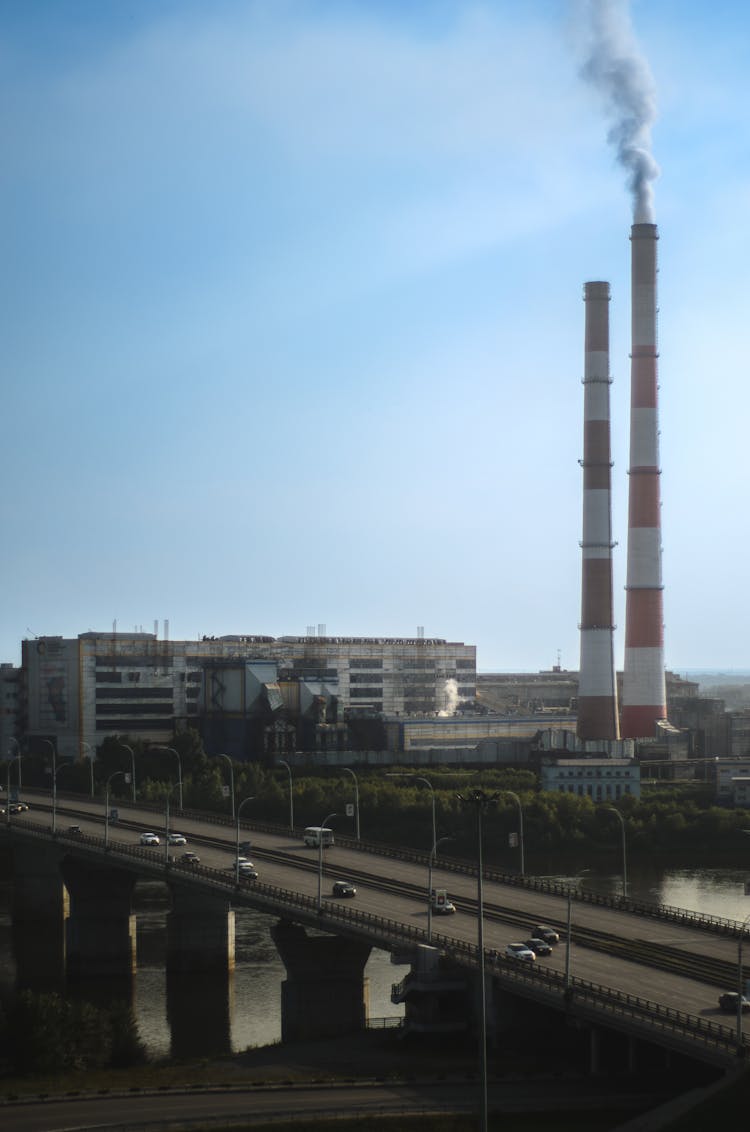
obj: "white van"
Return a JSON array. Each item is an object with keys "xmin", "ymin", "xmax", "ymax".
[{"xmin": 303, "ymin": 826, "xmax": 335, "ymax": 848}]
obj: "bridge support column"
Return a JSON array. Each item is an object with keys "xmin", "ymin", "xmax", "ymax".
[
  {"xmin": 11, "ymin": 842, "xmax": 68, "ymax": 989},
  {"xmin": 61, "ymin": 858, "xmax": 137, "ymax": 980},
  {"xmin": 271, "ymin": 919, "xmax": 371, "ymax": 1042},
  {"xmin": 166, "ymin": 885, "xmax": 235, "ymax": 973}
]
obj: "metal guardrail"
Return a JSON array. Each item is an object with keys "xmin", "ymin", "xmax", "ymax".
[{"xmin": 3, "ymin": 817, "xmax": 745, "ymax": 1066}]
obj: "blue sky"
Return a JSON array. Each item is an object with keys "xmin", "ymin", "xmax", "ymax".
[{"xmin": 3, "ymin": 0, "xmax": 750, "ymax": 674}]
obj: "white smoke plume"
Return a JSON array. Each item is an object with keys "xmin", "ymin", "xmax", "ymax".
[
  {"xmin": 577, "ymin": 0, "xmax": 659, "ymax": 222},
  {"xmin": 438, "ymin": 678, "xmax": 459, "ymax": 716}
]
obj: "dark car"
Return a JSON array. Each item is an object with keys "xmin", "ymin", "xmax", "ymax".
[
  {"xmin": 180, "ymin": 851, "xmax": 201, "ymax": 865},
  {"xmin": 525, "ymin": 937, "xmax": 552, "ymax": 957},
  {"xmin": 719, "ymin": 992, "xmax": 750, "ymax": 1013},
  {"xmin": 239, "ymin": 840, "xmax": 252, "ymax": 853},
  {"xmin": 531, "ymin": 925, "xmax": 560, "ymax": 945},
  {"xmin": 332, "ymin": 880, "xmax": 356, "ymax": 898}
]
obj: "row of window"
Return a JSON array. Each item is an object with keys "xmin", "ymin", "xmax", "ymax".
[
  {"xmin": 557, "ymin": 784, "xmax": 633, "ymax": 798},
  {"xmin": 96, "ymin": 687, "xmax": 174, "ymax": 700},
  {"xmin": 349, "ymin": 659, "xmax": 384, "ymax": 669}
]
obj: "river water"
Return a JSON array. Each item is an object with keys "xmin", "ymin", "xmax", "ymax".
[{"xmin": 2, "ymin": 860, "xmax": 750, "ymax": 1059}]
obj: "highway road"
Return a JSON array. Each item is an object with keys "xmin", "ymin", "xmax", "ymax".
[{"xmin": 2, "ymin": 1076, "xmax": 663, "ymax": 1131}]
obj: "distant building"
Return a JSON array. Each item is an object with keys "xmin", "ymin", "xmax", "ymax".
[{"xmin": 540, "ymin": 757, "xmax": 640, "ymax": 801}]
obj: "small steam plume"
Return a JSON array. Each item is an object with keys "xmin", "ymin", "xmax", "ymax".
[
  {"xmin": 438, "ymin": 678, "xmax": 459, "ymax": 716},
  {"xmin": 577, "ymin": 0, "xmax": 659, "ymax": 222}
]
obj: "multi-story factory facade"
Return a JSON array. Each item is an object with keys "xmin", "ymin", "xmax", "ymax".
[{"xmin": 19, "ymin": 631, "xmax": 477, "ymax": 758}]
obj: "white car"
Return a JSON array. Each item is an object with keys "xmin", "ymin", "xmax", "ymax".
[
  {"xmin": 167, "ymin": 833, "xmax": 187, "ymax": 845},
  {"xmin": 505, "ymin": 942, "xmax": 536, "ymax": 962},
  {"xmin": 140, "ymin": 832, "xmax": 160, "ymax": 846}
]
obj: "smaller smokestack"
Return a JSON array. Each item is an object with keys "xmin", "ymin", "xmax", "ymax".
[{"xmin": 577, "ymin": 281, "xmax": 620, "ymax": 741}]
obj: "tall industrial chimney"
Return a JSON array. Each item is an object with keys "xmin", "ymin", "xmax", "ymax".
[
  {"xmin": 621, "ymin": 223, "xmax": 666, "ymax": 738},
  {"xmin": 577, "ymin": 281, "xmax": 620, "ymax": 741}
]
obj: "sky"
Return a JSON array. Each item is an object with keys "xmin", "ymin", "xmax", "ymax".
[{"xmin": 3, "ymin": 0, "xmax": 750, "ymax": 675}]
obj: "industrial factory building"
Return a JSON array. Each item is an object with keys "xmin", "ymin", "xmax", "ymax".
[{"xmin": 17, "ymin": 629, "xmax": 476, "ymax": 760}]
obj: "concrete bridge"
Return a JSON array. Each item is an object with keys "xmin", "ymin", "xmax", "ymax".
[{"xmin": 1, "ymin": 791, "xmax": 747, "ymax": 1073}]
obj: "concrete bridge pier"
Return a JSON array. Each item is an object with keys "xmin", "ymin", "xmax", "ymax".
[
  {"xmin": 61, "ymin": 858, "xmax": 137, "ymax": 981},
  {"xmin": 271, "ymin": 919, "xmax": 372, "ymax": 1042},
  {"xmin": 165, "ymin": 885, "xmax": 235, "ymax": 973},
  {"xmin": 11, "ymin": 842, "xmax": 68, "ymax": 989}
]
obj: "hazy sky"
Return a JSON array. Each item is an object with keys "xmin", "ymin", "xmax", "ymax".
[{"xmin": 3, "ymin": 0, "xmax": 749, "ymax": 674}]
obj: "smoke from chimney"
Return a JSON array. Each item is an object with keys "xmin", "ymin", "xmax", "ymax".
[{"xmin": 578, "ymin": 0, "xmax": 659, "ymax": 222}]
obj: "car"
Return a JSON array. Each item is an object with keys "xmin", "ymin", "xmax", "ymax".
[
  {"xmin": 67, "ymin": 824, "xmax": 82, "ymax": 836},
  {"xmin": 180, "ymin": 851, "xmax": 201, "ymax": 865},
  {"xmin": 505, "ymin": 943, "xmax": 536, "ymax": 962},
  {"xmin": 525, "ymin": 937, "xmax": 552, "ymax": 957},
  {"xmin": 332, "ymin": 880, "xmax": 357, "ymax": 898},
  {"xmin": 239, "ymin": 840, "xmax": 252, "ymax": 853},
  {"xmin": 224, "ymin": 860, "xmax": 259, "ymax": 879},
  {"xmin": 719, "ymin": 992, "xmax": 750, "ymax": 1013},
  {"xmin": 139, "ymin": 832, "xmax": 160, "ymax": 846},
  {"xmin": 531, "ymin": 925, "xmax": 560, "ymax": 945},
  {"xmin": 9, "ymin": 802, "xmax": 29, "ymax": 813},
  {"xmin": 432, "ymin": 899, "xmax": 457, "ymax": 915},
  {"xmin": 167, "ymin": 833, "xmax": 187, "ymax": 845}
]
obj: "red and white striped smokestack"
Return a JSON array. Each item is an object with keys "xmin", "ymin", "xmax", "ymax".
[
  {"xmin": 621, "ymin": 223, "xmax": 667, "ymax": 738},
  {"xmin": 577, "ymin": 281, "xmax": 620, "ymax": 741}
]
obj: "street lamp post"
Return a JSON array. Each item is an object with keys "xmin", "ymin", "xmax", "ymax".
[
  {"xmin": 606, "ymin": 807, "xmax": 628, "ymax": 899},
  {"xmin": 317, "ymin": 813, "xmax": 337, "ymax": 912},
  {"xmin": 215, "ymin": 754, "xmax": 235, "ymax": 820},
  {"xmin": 342, "ymin": 767, "xmax": 360, "ymax": 840},
  {"xmin": 235, "ymin": 796, "xmax": 256, "ymax": 884},
  {"xmin": 163, "ymin": 783, "xmax": 180, "ymax": 866},
  {"xmin": 9, "ymin": 737, "xmax": 22, "ymax": 789},
  {"xmin": 81, "ymin": 741, "xmax": 95, "ymax": 798},
  {"xmin": 41, "ymin": 739, "xmax": 58, "ymax": 835},
  {"xmin": 457, "ymin": 789, "xmax": 499, "ymax": 1132},
  {"xmin": 564, "ymin": 870, "xmax": 590, "ymax": 991},
  {"xmin": 154, "ymin": 746, "xmax": 183, "ymax": 811},
  {"xmin": 105, "ymin": 771, "xmax": 127, "ymax": 850},
  {"xmin": 118, "ymin": 743, "xmax": 136, "ymax": 802},
  {"xmin": 277, "ymin": 759, "xmax": 294, "ymax": 833},
  {"xmin": 5, "ymin": 755, "xmax": 22, "ymax": 827},
  {"xmin": 502, "ymin": 790, "xmax": 525, "ymax": 876},
  {"xmin": 428, "ymin": 836, "xmax": 454, "ymax": 944}
]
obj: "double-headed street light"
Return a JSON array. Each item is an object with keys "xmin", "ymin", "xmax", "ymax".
[
  {"xmin": 154, "ymin": 746, "xmax": 183, "ymax": 811},
  {"xmin": 8, "ymin": 737, "xmax": 22, "ymax": 789},
  {"xmin": 564, "ymin": 869, "xmax": 590, "ymax": 991},
  {"xmin": 317, "ymin": 813, "xmax": 337, "ymax": 912}
]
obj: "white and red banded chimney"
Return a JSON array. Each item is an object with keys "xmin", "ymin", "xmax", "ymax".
[
  {"xmin": 621, "ymin": 223, "xmax": 667, "ymax": 738},
  {"xmin": 577, "ymin": 281, "xmax": 620, "ymax": 741}
]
